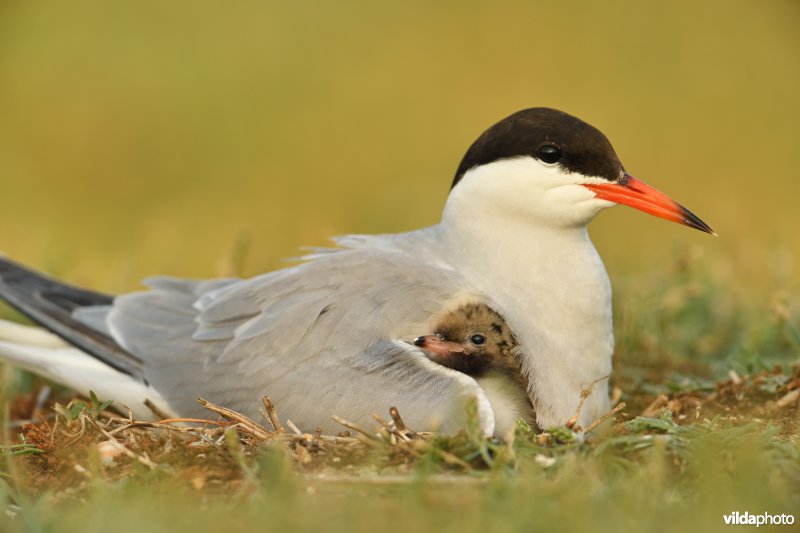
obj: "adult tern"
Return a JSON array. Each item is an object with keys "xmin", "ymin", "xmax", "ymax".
[{"xmin": 0, "ymin": 108, "xmax": 713, "ymax": 436}]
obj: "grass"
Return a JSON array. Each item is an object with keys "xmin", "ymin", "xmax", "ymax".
[{"xmin": 1, "ymin": 390, "xmax": 798, "ymax": 533}]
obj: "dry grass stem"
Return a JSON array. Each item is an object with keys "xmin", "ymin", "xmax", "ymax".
[
  {"xmin": 108, "ymin": 421, "xmax": 218, "ymax": 436},
  {"xmin": 197, "ymin": 397, "xmax": 274, "ymax": 440},
  {"xmin": 261, "ymin": 396, "xmax": 284, "ymax": 432},
  {"xmin": 584, "ymin": 402, "xmax": 626, "ymax": 434},
  {"xmin": 331, "ymin": 415, "xmax": 379, "ymax": 441},
  {"xmin": 641, "ymin": 395, "xmax": 670, "ymax": 418},
  {"xmin": 389, "ymin": 406, "xmax": 409, "ymax": 432},
  {"xmin": 774, "ymin": 388, "xmax": 800, "ymax": 409},
  {"xmin": 566, "ymin": 373, "xmax": 611, "ymax": 430},
  {"xmin": 144, "ymin": 398, "xmax": 171, "ymax": 420},
  {"xmin": 285, "ymin": 419, "xmax": 304, "ymax": 436}
]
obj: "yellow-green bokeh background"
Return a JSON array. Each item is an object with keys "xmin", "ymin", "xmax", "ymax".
[{"xmin": 0, "ymin": 0, "xmax": 797, "ymax": 296}]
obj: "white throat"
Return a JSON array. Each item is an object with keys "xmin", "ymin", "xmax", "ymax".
[{"xmin": 439, "ymin": 158, "xmax": 614, "ymax": 428}]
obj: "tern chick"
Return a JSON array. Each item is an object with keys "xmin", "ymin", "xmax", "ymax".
[{"xmin": 414, "ymin": 302, "xmax": 535, "ymax": 429}]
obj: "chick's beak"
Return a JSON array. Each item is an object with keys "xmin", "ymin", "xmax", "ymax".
[
  {"xmin": 584, "ymin": 174, "xmax": 716, "ymax": 235},
  {"xmin": 414, "ymin": 334, "xmax": 465, "ymax": 357}
]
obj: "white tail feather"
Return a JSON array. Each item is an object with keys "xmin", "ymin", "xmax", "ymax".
[
  {"xmin": 0, "ymin": 320, "xmax": 174, "ymax": 420},
  {"xmin": 0, "ymin": 319, "xmax": 68, "ymax": 348}
]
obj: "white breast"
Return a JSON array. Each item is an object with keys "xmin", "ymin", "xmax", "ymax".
[{"xmin": 436, "ymin": 158, "xmax": 615, "ymax": 429}]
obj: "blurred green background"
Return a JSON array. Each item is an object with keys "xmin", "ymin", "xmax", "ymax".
[{"xmin": 0, "ymin": 0, "xmax": 797, "ymax": 296}]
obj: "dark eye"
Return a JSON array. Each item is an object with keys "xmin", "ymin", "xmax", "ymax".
[
  {"xmin": 537, "ymin": 144, "xmax": 561, "ymax": 164},
  {"xmin": 470, "ymin": 334, "xmax": 486, "ymax": 345}
]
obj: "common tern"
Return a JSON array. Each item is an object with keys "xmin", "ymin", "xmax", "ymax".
[{"xmin": 0, "ymin": 108, "xmax": 713, "ymax": 436}]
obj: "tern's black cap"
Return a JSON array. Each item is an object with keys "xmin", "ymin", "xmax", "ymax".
[{"xmin": 453, "ymin": 108, "xmax": 624, "ymax": 188}]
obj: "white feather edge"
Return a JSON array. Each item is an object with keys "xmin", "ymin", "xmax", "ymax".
[
  {"xmin": 0, "ymin": 319, "xmax": 69, "ymax": 348},
  {"xmin": 0, "ymin": 319, "xmax": 175, "ymax": 420}
]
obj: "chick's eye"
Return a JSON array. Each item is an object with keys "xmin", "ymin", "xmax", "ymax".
[
  {"xmin": 537, "ymin": 144, "xmax": 561, "ymax": 164},
  {"xmin": 470, "ymin": 334, "xmax": 486, "ymax": 345}
]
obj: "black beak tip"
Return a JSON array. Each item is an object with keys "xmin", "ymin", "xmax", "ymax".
[
  {"xmin": 680, "ymin": 205, "xmax": 717, "ymax": 236},
  {"xmin": 413, "ymin": 336, "xmax": 424, "ymax": 347}
]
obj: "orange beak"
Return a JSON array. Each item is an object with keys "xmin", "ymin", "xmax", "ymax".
[{"xmin": 584, "ymin": 174, "xmax": 716, "ymax": 235}]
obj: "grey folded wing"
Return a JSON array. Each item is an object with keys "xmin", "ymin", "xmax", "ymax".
[{"xmin": 104, "ymin": 237, "xmax": 494, "ymax": 434}]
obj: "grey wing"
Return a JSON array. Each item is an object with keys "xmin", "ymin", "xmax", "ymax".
[{"xmin": 106, "ymin": 238, "xmax": 495, "ymax": 434}]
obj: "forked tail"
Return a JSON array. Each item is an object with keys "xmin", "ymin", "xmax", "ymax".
[{"xmin": 0, "ymin": 257, "xmax": 143, "ymax": 379}]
